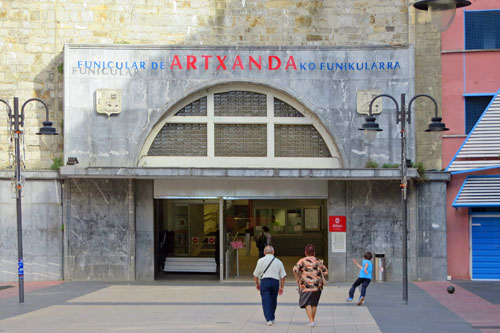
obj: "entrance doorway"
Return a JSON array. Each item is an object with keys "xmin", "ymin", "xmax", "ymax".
[
  {"xmin": 155, "ymin": 199, "xmax": 220, "ymax": 276},
  {"xmin": 154, "ymin": 198, "xmax": 328, "ymax": 281}
]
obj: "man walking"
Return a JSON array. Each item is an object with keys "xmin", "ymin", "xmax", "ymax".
[
  {"xmin": 253, "ymin": 245, "xmax": 286, "ymax": 326},
  {"xmin": 256, "ymin": 226, "xmax": 272, "ymax": 258}
]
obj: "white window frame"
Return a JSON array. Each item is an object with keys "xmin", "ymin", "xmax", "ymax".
[{"xmin": 139, "ymin": 84, "xmax": 342, "ymax": 169}]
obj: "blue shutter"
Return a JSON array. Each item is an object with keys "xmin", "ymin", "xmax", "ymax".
[{"xmin": 472, "ymin": 217, "xmax": 500, "ymax": 280}]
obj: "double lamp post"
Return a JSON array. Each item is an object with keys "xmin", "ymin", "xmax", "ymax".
[
  {"xmin": 359, "ymin": 93, "xmax": 448, "ymax": 304},
  {"xmin": 358, "ymin": 0, "xmax": 471, "ymax": 305},
  {"xmin": 1, "ymin": 97, "xmax": 58, "ymax": 303}
]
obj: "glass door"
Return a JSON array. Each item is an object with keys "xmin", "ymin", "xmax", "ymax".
[{"xmin": 173, "ymin": 205, "xmax": 190, "ymax": 256}]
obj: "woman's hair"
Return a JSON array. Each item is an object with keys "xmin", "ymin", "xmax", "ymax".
[
  {"xmin": 305, "ymin": 244, "xmax": 315, "ymax": 256},
  {"xmin": 262, "ymin": 226, "xmax": 269, "ymax": 232},
  {"xmin": 364, "ymin": 251, "xmax": 373, "ymax": 260}
]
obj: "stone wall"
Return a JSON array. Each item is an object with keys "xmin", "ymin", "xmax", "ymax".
[
  {"xmin": 0, "ymin": 0, "xmax": 442, "ymax": 170},
  {"xmin": 135, "ymin": 179, "xmax": 154, "ymax": 281},
  {"xmin": 0, "ymin": 172, "xmax": 62, "ymax": 282},
  {"xmin": 63, "ymin": 178, "xmax": 135, "ymax": 281},
  {"xmin": 63, "ymin": 45, "xmax": 415, "ymax": 169},
  {"xmin": 415, "ymin": 172, "xmax": 448, "ymax": 280},
  {"xmin": 328, "ymin": 176, "xmax": 448, "ymax": 282},
  {"xmin": 411, "ymin": 8, "xmax": 443, "ymax": 170}
]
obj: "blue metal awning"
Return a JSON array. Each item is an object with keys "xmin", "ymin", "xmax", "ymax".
[
  {"xmin": 446, "ymin": 89, "xmax": 500, "ymax": 174},
  {"xmin": 453, "ymin": 176, "xmax": 500, "ymax": 207}
]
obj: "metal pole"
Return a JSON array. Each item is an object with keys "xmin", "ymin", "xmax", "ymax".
[
  {"xmin": 13, "ymin": 97, "xmax": 25, "ymax": 303},
  {"xmin": 219, "ymin": 197, "xmax": 224, "ymax": 282},
  {"xmin": 400, "ymin": 94, "xmax": 408, "ymax": 305}
]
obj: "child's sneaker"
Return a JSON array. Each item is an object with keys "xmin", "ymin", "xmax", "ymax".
[
  {"xmin": 357, "ymin": 296, "xmax": 365, "ymax": 306},
  {"xmin": 346, "ymin": 297, "xmax": 353, "ymax": 302}
]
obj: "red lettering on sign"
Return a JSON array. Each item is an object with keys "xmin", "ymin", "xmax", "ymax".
[
  {"xmin": 329, "ymin": 216, "xmax": 346, "ymax": 232},
  {"xmin": 216, "ymin": 55, "xmax": 227, "ymax": 70},
  {"xmin": 269, "ymin": 56, "xmax": 281, "ymax": 70},
  {"xmin": 186, "ymin": 55, "xmax": 197, "ymax": 69},
  {"xmin": 201, "ymin": 55, "xmax": 212, "ymax": 69},
  {"xmin": 285, "ymin": 56, "xmax": 297, "ymax": 70},
  {"xmin": 249, "ymin": 56, "xmax": 262, "ymax": 70},
  {"xmin": 170, "ymin": 55, "xmax": 183, "ymax": 69},
  {"xmin": 232, "ymin": 55, "xmax": 244, "ymax": 70}
]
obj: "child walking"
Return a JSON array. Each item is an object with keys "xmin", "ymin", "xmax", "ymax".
[{"xmin": 347, "ymin": 251, "xmax": 373, "ymax": 306}]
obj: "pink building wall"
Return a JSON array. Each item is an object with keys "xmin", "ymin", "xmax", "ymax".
[
  {"xmin": 447, "ymin": 169, "xmax": 500, "ymax": 280},
  {"xmin": 441, "ymin": 0, "xmax": 500, "ymax": 280}
]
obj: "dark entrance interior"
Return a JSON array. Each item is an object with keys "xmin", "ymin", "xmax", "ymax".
[{"xmin": 154, "ymin": 199, "xmax": 328, "ymax": 280}]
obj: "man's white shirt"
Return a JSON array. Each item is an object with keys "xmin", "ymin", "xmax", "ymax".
[{"xmin": 253, "ymin": 254, "xmax": 287, "ymax": 280}]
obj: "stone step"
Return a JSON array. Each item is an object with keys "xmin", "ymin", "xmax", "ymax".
[{"xmin": 164, "ymin": 257, "xmax": 217, "ymax": 273}]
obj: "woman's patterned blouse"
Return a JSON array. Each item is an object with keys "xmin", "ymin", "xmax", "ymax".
[{"xmin": 293, "ymin": 256, "xmax": 328, "ymax": 292}]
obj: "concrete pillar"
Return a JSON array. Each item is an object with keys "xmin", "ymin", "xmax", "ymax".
[
  {"xmin": 135, "ymin": 179, "xmax": 154, "ymax": 281},
  {"xmin": 328, "ymin": 180, "xmax": 348, "ymax": 282}
]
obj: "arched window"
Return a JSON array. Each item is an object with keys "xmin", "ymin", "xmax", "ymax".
[{"xmin": 140, "ymin": 85, "xmax": 341, "ymax": 168}]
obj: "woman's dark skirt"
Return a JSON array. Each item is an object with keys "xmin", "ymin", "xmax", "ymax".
[{"xmin": 299, "ymin": 290, "xmax": 322, "ymax": 308}]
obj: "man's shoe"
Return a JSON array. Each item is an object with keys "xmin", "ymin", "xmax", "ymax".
[
  {"xmin": 267, "ymin": 321, "xmax": 273, "ymax": 326},
  {"xmin": 306, "ymin": 322, "xmax": 316, "ymax": 327},
  {"xmin": 346, "ymin": 297, "xmax": 353, "ymax": 302},
  {"xmin": 357, "ymin": 296, "xmax": 365, "ymax": 306}
]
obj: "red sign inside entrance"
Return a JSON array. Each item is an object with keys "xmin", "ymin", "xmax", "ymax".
[{"xmin": 329, "ymin": 216, "xmax": 346, "ymax": 232}]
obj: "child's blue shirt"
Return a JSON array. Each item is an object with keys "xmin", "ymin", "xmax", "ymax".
[{"xmin": 358, "ymin": 259, "xmax": 372, "ymax": 279}]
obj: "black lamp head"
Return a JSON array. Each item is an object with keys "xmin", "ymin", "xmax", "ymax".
[
  {"xmin": 66, "ymin": 157, "xmax": 79, "ymax": 165},
  {"xmin": 37, "ymin": 121, "xmax": 58, "ymax": 135},
  {"xmin": 425, "ymin": 116, "xmax": 450, "ymax": 132},
  {"xmin": 413, "ymin": 0, "xmax": 471, "ymax": 10},
  {"xmin": 359, "ymin": 115, "xmax": 383, "ymax": 132}
]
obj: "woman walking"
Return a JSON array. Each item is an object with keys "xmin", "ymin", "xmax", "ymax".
[{"xmin": 293, "ymin": 244, "xmax": 328, "ymax": 327}]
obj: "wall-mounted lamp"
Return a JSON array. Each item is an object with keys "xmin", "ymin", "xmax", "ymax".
[
  {"xmin": 413, "ymin": 0, "xmax": 471, "ymax": 32},
  {"xmin": 66, "ymin": 157, "xmax": 79, "ymax": 165}
]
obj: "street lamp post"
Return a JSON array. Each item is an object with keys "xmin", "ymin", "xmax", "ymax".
[
  {"xmin": 1, "ymin": 97, "xmax": 58, "ymax": 303},
  {"xmin": 359, "ymin": 93, "xmax": 448, "ymax": 304}
]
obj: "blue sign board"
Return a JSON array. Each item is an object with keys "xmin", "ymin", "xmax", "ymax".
[{"xmin": 18, "ymin": 259, "xmax": 24, "ymax": 279}]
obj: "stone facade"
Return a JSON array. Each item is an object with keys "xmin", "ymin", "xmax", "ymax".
[
  {"xmin": 0, "ymin": 1, "xmax": 448, "ymax": 283},
  {"xmin": 0, "ymin": 172, "xmax": 62, "ymax": 282},
  {"xmin": 63, "ymin": 45, "xmax": 415, "ymax": 169},
  {"xmin": 63, "ymin": 178, "xmax": 135, "ymax": 281},
  {"xmin": 411, "ymin": 8, "xmax": 443, "ymax": 171},
  {"xmin": 0, "ymin": 0, "xmax": 441, "ymax": 170},
  {"xmin": 328, "ymin": 175, "xmax": 448, "ymax": 282}
]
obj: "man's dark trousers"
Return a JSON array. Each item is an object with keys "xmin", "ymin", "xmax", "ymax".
[{"xmin": 260, "ymin": 278, "xmax": 279, "ymax": 321}]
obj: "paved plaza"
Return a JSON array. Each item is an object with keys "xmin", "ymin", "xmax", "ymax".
[{"xmin": 1, "ymin": 279, "xmax": 499, "ymax": 332}]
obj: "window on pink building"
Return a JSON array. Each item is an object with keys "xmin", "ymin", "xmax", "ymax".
[{"xmin": 465, "ymin": 10, "xmax": 500, "ymax": 50}]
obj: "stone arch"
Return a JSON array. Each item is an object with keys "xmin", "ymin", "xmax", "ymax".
[{"xmin": 137, "ymin": 82, "xmax": 343, "ymax": 169}]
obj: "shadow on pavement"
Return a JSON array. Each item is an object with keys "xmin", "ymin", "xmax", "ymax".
[{"xmin": 366, "ymin": 282, "xmax": 479, "ymax": 333}]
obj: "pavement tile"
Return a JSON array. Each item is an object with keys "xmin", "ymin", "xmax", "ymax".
[
  {"xmin": 0, "ymin": 281, "xmax": 63, "ymax": 300},
  {"xmin": 416, "ymin": 281, "xmax": 500, "ymax": 332},
  {"xmin": 1, "ymin": 280, "xmax": 495, "ymax": 332}
]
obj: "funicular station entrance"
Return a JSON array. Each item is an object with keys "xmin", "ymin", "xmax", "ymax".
[
  {"xmin": 59, "ymin": 45, "xmax": 449, "ymax": 284},
  {"xmin": 155, "ymin": 195, "xmax": 328, "ymax": 281}
]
